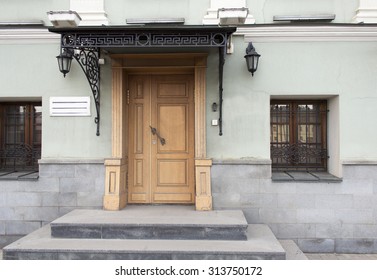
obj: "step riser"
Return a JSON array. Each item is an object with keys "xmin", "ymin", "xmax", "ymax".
[
  {"xmin": 51, "ymin": 225, "xmax": 248, "ymax": 240},
  {"xmin": 4, "ymin": 251, "xmax": 285, "ymax": 260}
]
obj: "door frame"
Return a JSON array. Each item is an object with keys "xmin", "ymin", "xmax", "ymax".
[{"xmin": 103, "ymin": 53, "xmax": 213, "ymax": 211}]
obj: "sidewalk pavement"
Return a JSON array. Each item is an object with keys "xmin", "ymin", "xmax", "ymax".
[
  {"xmin": 306, "ymin": 253, "xmax": 377, "ymax": 260},
  {"xmin": 1, "ymin": 248, "xmax": 377, "ymax": 260}
]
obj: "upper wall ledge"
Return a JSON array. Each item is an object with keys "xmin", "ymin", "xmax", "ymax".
[
  {"xmin": 212, "ymin": 158, "xmax": 271, "ymax": 165},
  {"xmin": 342, "ymin": 160, "xmax": 377, "ymax": 165},
  {"xmin": 236, "ymin": 23, "xmax": 377, "ymax": 42},
  {"xmin": 39, "ymin": 158, "xmax": 105, "ymax": 165},
  {"xmin": 3, "ymin": 23, "xmax": 377, "ymax": 44},
  {"xmin": 0, "ymin": 28, "xmax": 59, "ymax": 44}
]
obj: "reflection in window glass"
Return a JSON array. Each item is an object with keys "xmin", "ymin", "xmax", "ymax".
[{"xmin": 270, "ymin": 101, "xmax": 327, "ymax": 171}]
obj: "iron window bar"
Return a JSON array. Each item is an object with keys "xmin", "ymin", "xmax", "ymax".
[
  {"xmin": 0, "ymin": 104, "xmax": 41, "ymax": 171},
  {"xmin": 270, "ymin": 101, "xmax": 328, "ymax": 171}
]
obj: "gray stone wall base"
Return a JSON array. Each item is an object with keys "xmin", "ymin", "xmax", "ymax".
[
  {"xmin": 211, "ymin": 162, "xmax": 377, "ymax": 254},
  {"xmin": 0, "ymin": 235, "xmax": 23, "ymax": 248},
  {"xmin": 0, "ymin": 161, "xmax": 105, "ymax": 237},
  {"xmin": 298, "ymin": 238, "xmax": 377, "ymax": 254}
]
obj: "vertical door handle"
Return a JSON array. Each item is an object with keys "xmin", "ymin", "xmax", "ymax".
[{"xmin": 149, "ymin": 126, "xmax": 166, "ymax": 145}]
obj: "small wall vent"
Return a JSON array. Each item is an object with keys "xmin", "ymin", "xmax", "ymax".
[{"xmin": 50, "ymin": 96, "xmax": 91, "ymax": 116}]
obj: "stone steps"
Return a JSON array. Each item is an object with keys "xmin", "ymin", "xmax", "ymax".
[
  {"xmin": 50, "ymin": 207, "xmax": 248, "ymax": 240},
  {"xmin": 3, "ymin": 205, "xmax": 286, "ymax": 260}
]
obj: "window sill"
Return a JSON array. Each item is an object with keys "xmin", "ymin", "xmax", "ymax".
[
  {"xmin": 272, "ymin": 171, "xmax": 342, "ymax": 183},
  {"xmin": 0, "ymin": 171, "xmax": 39, "ymax": 181}
]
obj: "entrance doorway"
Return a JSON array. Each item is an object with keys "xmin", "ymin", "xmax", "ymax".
[
  {"xmin": 127, "ymin": 74, "xmax": 195, "ymax": 203},
  {"xmin": 104, "ymin": 54, "xmax": 213, "ymax": 211}
]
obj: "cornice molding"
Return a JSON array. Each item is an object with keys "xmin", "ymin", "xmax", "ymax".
[
  {"xmin": 0, "ymin": 28, "xmax": 59, "ymax": 44},
  {"xmin": 236, "ymin": 24, "xmax": 377, "ymax": 42}
]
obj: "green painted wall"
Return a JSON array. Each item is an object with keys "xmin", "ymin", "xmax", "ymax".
[
  {"xmin": 206, "ymin": 36, "xmax": 377, "ymax": 163},
  {"xmin": 0, "ymin": 0, "xmax": 360, "ymax": 25},
  {"xmin": 248, "ymin": 0, "xmax": 358, "ymax": 23},
  {"xmin": 1, "ymin": 0, "xmax": 376, "ymax": 164},
  {"xmin": 106, "ymin": 0, "xmax": 209, "ymax": 25},
  {"xmin": 0, "ymin": 0, "xmax": 69, "ymax": 23},
  {"xmin": 0, "ymin": 43, "xmax": 112, "ymax": 159}
]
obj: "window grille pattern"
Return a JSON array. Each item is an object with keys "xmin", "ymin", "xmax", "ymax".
[
  {"xmin": 270, "ymin": 101, "xmax": 328, "ymax": 171},
  {"xmin": 0, "ymin": 103, "xmax": 41, "ymax": 171}
]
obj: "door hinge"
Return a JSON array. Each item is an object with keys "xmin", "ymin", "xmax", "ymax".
[{"xmin": 127, "ymin": 89, "xmax": 130, "ymax": 105}]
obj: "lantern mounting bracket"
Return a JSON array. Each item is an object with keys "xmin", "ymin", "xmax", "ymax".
[{"xmin": 60, "ymin": 46, "xmax": 101, "ymax": 136}]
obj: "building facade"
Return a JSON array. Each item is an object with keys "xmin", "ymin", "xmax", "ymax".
[{"xmin": 1, "ymin": 0, "xmax": 377, "ymax": 253}]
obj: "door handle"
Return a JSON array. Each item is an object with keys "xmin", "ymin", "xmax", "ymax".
[{"xmin": 149, "ymin": 126, "xmax": 166, "ymax": 145}]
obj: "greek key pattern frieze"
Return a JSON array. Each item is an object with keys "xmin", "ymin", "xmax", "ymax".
[{"xmin": 61, "ymin": 32, "xmax": 227, "ymax": 48}]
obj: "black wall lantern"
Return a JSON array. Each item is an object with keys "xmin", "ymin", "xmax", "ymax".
[
  {"xmin": 244, "ymin": 42, "xmax": 260, "ymax": 76},
  {"xmin": 56, "ymin": 48, "xmax": 74, "ymax": 77}
]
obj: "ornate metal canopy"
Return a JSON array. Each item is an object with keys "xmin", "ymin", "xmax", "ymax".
[{"xmin": 49, "ymin": 25, "xmax": 236, "ymax": 136}]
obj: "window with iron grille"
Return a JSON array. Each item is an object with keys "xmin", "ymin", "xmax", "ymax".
[
  {"xmin": 0, "ymin": 103, "xmax": 42, "ymax": 171},
  {"xmin": 270, "ymin": 100, "xmax": 328, "ymax": 171}
]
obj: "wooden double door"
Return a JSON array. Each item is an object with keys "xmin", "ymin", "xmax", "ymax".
[{"xmin": 128, "ymin": 74, "xmax": 195, "ymax": 204}]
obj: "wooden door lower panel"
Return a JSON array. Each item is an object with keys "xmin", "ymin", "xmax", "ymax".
[{"xmin": 152, "ymin": 158, "xmax": 194, "ymax": 203}]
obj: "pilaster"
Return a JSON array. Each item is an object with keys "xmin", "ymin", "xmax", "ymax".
[
  {"xmin": 103, "ymin": 158, "xmax": 127, "ymax": 210},
  {"xmin": 103, "ymin": 68, "xmax": 127, "ymax": 210},
  {"xmin": 194, "ymin": 61, "xmax": 213, "ymax": 211},
  {"xmin": 353, "ymin": 0, "xmax": 377, "ymax": 23},
  {"xmin": 195, "ymin": 159, "xmax": 213, "ymax": 211}
]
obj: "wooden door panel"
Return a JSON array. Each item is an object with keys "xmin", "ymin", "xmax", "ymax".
[
  {"xmin": 134, "ymin": 105, "xmax": 144, "ymax": 154},
  {"xmin": 157, "ymin": 83, "xmax": 188, "ymax": 98},
  {"xmin": 133, "ymin": 159, "xmax": 144, "ymax": 186},
  {"xmin": 158, "ymin": 104, "xmax": 188, "ymax": 153},
  {"xmin": 128, "ymin": 74, "xmax": 194, "ymax": 204},
  {"xmin": 151, "ymin": 75, "xmax": 195, "ymax": 203},
  {"xmin": 128, "ymin": 75, "xmax": 151, "ymax": 203},
  {"xmin": 153, "ymin": 193, "xmax": 192, "ymax": 202},
  {"xmin": 157, "ymin": 159, "xmax": 188, "ymax": 185}
]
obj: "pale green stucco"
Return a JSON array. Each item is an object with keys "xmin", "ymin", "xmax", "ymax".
[
  {"xmin": 0, "ymin": 0, "xmax": 359, "ymax": 26},
  {"xmin": 248, "ymin": 0, "xmax": 358, "ymax": 23},
  {"xmin": 206, "ymin": 36, "xmax": 377, "ymax": 165},
  {"xmin": 106, "ymin": 0, "xmax": 209, "ymax": 25},
  {"xmin": 0, "ymin": 42, "xmax": 112, "ymax": 159},
  {"xmin": 1, "ymin": 0, "xmax": 376, "ymax": 167},
  {"xmin": 0, "ymin": 0, "xmax": 69, "ymax": 23}
]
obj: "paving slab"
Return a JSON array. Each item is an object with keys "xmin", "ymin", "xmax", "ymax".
[
  {"xmin": 3, "ymin": 224, "xmax": 286, "ymax": 260},
  {"xmin": 279, "ymin": 240, "xmax": 308, "ymax": 260}
]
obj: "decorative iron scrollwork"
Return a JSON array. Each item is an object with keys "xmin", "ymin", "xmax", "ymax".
[
  {"xmin": 60, "ymin": 40, "xmax": 100, "ymax": 136},
  {"xmin": 0, "ymin": 143, "xmax": 40, "ymax": 171},
  {"xmin": 72, "ymin": 48, "xmax": 100, "ymax": 136},
  {"xmin": 271, "ymin": 143, "xmax": 328, "ymax": 168}
]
